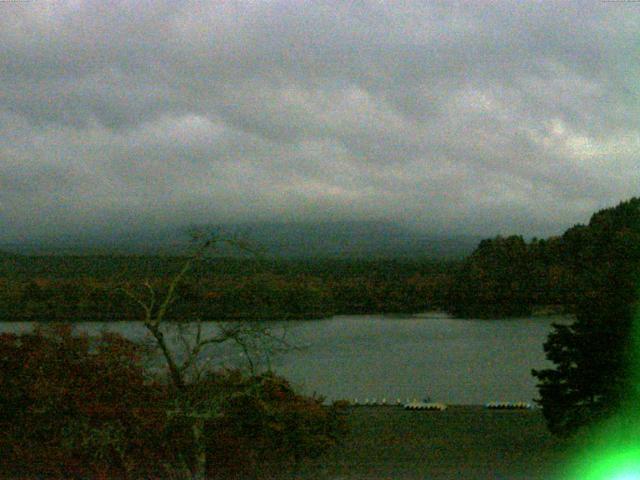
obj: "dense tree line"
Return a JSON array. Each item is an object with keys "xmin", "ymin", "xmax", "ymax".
[
  {"xmin": 0, "ymin": 255, "xmax": 453, "ymax": 280},
  {"xmin": 3, "ymin": 199, "xmax": 639, "ymax": 324},
  {"xmin": 0, "ymin": 258, "xmax": 455, "ymax": 322},
  {"xmin": 445, "ymin": 198, "xmax": 640, "ymax": 318}
]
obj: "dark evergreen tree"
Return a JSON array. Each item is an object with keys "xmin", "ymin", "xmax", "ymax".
[
  {"xmin": 532, "ymin": 198, "xmax": 640, "ymax": 436},
  {"xmin": 445, "ymin": 235, "xmax": 534, "ymax": 317},
  {"xmin": 532, "ymin": 266, "xmax": 638, "ymax": 435}
]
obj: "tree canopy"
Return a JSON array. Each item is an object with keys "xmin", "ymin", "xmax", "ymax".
[
  {"xmin": 446, "ymin": 197, "xmax": 640, "ymax": 319},
  {"xmin": 532, "ymin": 197, "xmax": 640, "ymax": 436}
]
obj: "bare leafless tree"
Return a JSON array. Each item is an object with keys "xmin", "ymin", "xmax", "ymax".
[{"xmin": 118, "ymin": 232, "xmax": 295, "ymax": 480}]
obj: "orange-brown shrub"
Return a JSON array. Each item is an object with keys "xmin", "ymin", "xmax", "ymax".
[{"xmin": 0, "ymin": 325, "xmax": 348, "ymax": 479}]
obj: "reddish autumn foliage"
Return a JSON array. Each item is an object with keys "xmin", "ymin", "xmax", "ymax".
[
  {"xmin": 0, "ymin": 324, "xmax": 176, "ymax": 479},
  {"xmin": 205, "ymin": 371, "xmax": 349, "ymax": 479},
  {"xmin": 0, "ymin": 325, "xmax": 348, "ymax": 479}
]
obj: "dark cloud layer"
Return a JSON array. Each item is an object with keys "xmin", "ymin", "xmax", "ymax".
[{"xmin": 1, "ymin": 0, "xmax": 638, "ymax": 243}]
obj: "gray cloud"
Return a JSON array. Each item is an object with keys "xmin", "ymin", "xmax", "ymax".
[{"xmin": 1, "ymin": 0, "xmax": 638, "ymax": 243}]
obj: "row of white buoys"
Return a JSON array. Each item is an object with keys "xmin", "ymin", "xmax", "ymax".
[
  {"xmin": 349, "ymin": 399, "xmax": 532, "ymax": 410},
  {"xmin": 484, "ymin": 402, "xmax": 533, "ymax": 410},
  {"xmin": 352, "ymin": 398, "xmax": 393, "ymax": 406},
  {"xmin": 351, "ymin": 398, "xmax": 435, "ymax": 406},
  {"xmin": 404, "ymin": 401, "xmax": 447, "ymax": 411}
]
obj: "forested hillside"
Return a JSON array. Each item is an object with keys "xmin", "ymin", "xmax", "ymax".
[
  {"xmin": 445, "ymin": 197, "xmax": 640, "ymax": 318},
  {"xmin": 2, "ymin": 198, "xmax": 639, "ymax": 322},
  {"xmin": 0, "ymin": 256, "xmax": 455, "ymax": 322}
]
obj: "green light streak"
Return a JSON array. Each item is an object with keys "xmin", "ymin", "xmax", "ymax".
[
  {"xmin": 559, "ymin": 283, "xmax": 640, "ymax": 480},
  {"xmin": 566, "ymin": 446, "xmax": 640, "ymax": 480}
]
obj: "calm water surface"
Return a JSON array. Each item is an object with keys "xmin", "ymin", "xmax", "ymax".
[{"xmin": 0, "ymin": 312, "xmax": 572, "ymax": 404}]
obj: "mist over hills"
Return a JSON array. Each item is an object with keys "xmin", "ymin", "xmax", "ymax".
[{"xmin": 1, "ymin": 221, "xmax": 481, "ymax": 260}]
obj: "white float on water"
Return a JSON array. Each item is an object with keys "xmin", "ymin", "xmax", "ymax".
[
  {"xmin": 404, "ymin": 401, "xmax": 447, "ymax": 411},
  {"xmin": 484, "ymin": 401, "xmax": 532, "ymax": 410}
]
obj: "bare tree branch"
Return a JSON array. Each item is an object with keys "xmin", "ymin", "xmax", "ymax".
[
  {"xmin": 112, "ymin": 231, "xmax": 297, "ymax": 480},
  {"xmin": 116, "ymin": 286, "xmax": 151, "ymax": 321},
  {"xmin": 143, "ymin": 279, "xmax": 156, "ymax": 313}
]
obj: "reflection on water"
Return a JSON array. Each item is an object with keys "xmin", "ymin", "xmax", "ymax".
[{"xmin": 0, "ymin": 312, "xmax": 572, "ymax": 404}]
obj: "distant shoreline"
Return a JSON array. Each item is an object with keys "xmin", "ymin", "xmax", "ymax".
[{"xmin": 0, "ymin": 306, "xmax": 573, "ymax": 323}]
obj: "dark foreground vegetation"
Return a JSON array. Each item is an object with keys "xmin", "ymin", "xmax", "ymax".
[
  {"xmin": 0, "ymin": 326, "xmax": 574, "ymax": 480},
  {"xmin": 0, "ymin": 324, "xmax": 348, "ymax": 479}
]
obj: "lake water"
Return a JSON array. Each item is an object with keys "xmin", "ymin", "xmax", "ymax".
[{"xmin": 0, "ymin": 312, "xmax": 572, "ymax": 405}]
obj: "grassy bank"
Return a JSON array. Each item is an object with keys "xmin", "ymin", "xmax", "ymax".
[{"xmin": 297, "ymin": 406, "xmax": 574, "ymax": 480}]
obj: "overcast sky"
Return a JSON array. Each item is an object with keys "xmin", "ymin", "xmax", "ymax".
[{"xmin": 1, "ymin": 0, "xmax": 638, "ymax": 243}]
